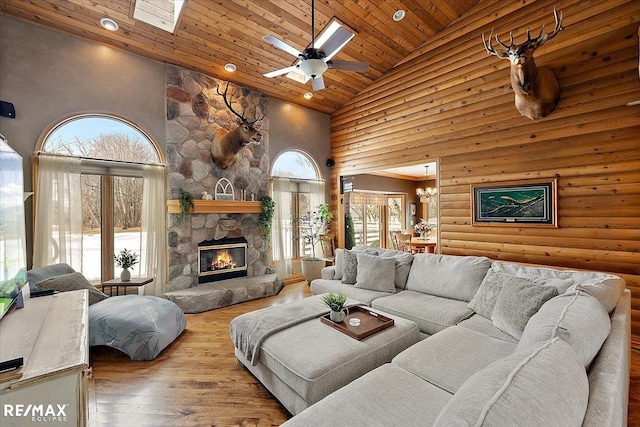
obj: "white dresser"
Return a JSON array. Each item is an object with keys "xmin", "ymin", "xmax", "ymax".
[{"xmin": 0, "ymin": 290, "xmax": 90, "ymax": 426}]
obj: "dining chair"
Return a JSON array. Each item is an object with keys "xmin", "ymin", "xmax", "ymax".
[
  {"xmin": 389, "ymin": 231, "xmax": 401, "ymax": 250},
  {"xmin": 395, "ymin": 233, "xmax": 413, "ymax": 253}
]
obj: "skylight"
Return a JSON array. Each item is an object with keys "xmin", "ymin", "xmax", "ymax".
[{"xmin": 133, "ymin": 0, "xmax": 185, "ymax": 34}]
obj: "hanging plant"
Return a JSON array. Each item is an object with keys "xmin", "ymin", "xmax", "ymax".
[
  {"xmin": 258, "ymin": 195, "xmax": 275, "ymax": 248},
  {"xmin": 178, "ymin": 191, "xmax": 194, "ymax": 222}
]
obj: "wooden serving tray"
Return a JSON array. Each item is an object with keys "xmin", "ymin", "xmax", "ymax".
[{"xmin": 320, "ymin": 306, "xmax": 394, "ymax": 340}]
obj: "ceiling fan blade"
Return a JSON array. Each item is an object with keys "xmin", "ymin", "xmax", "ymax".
[
  {"xmin": 263, "ymin": 35, "xmax": 303, "ymax": 58},
  {"xmin": 319, "ymin": 27, "xmax": 353, "ymax": 58},
  {"xmin": 328, "ymin": 60, "xmax": 369, "ymax": 73},
  {"xmin": 264, "ymin": 66, "xmax": 298, "ymax": 78},
  {"xmin": 311, "ymin": 75, "xmax": 325, "ymax": 91}
]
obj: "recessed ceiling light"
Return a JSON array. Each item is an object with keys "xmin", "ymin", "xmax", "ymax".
[
  {"xmin": 303, "ymin": 92, "xmax": 313, "ymax": 99},
  {"xmin": 393, "ymin": 10, "xmax": 406, "ymax": 22},
  {"xmin": 224, "ymin": 63, "xmax": 237, "ymax": 72},
  {"xmin": 100, "ymin": 17, "xmax": 119, "ymax": 31}
]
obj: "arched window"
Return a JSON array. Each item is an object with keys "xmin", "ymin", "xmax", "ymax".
[
  {"xmin": 35, "ymin": 114, "xmax": 165, "ymax": 293},
  {"xmin": 272, "ymin": 149, "xmax": 320, "ymax": 180},
  {"xmin": 271, "ymin": 150, "xmax": 325, "ymax": 276}
]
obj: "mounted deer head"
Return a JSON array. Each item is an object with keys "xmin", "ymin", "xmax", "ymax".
[
  {"xmin": 483, "ymin": 9, "xmax": 563, "ymax": 120},
  {"xmin": 211, "ymin": 82, "xmax": 264, "ymax": 169}
]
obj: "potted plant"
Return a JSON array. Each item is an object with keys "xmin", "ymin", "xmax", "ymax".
[
  {"xmin": 318, "ymin": 203, "xmax": 335, "ymax": 259},
  {"xmin": 114, "ymin": 248, "xmax": 139, "ymax": 282},
  {"xmin": 294, "ymin": 204, "xmax": 331, "ymax": 282},
  {"xmin": 257, "ymin": 195, "xmax": 275, "ymax": 249},
  {"xmin": 322, "ymin": 292, "xmax": 347, "ymax": 323},
  {"xmin": 345, "ymin": 213, "xmax": 356, "ymax": 250}
]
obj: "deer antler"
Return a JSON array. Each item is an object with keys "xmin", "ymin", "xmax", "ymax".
[
  {"xmin": 527, "ymin": 7, "xmax": 563, "ymax": 47},
  {"xmin": 216, "ymin": 82, "xmax": 264, "ymax": 125}
]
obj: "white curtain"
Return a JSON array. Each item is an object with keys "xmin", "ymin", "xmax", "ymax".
[
  {"xmin": 33, "ymin": 155, "xmax": 83, "ymax": 269},
  {"xmin": 140, "ymin": 164, "xmax": 167, "ymax": 296},
  {"xmin": 308, "ymin": 180, "xmax": 326, "ymax": 259},
  {"xmin": 272, "ymin": 177, "xmax": 292, "ymax": 279}
]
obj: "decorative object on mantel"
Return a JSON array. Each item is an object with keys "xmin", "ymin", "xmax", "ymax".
[
  {"xmin": 414, "ymin": 219, "xmax": 433, "ymax": 238},
  {"xmin": 322, "ymin": 292, "xmax": 348, "ymax": 323},
  {"xmin": 215, "ymin": 177, "xmax": 235, "ymax": 200},
  {"xmin": 201, "ymin": 191, "xmax": 212, "ymax": 200},
  {"xmin": 257, "ymin": 196, "xmax": 275, "ymax": 249},
  {"xmin": 416, "ymin": 165, "xmax": 437, "ymax": 203},
  {"xmin": 471, "ymin": 178, "xmax": 558, "ymax": 227},
  {"xmin": 482, "ymin": 8, "xmax": 563, "ymax": 120},
  {"xmin": 178, "ymin": 191, "xmax": 194, "ymax": 222},
  {"xmin": 210, "ymin": 82, "xmax": 264, "ymax": 169},
  {"xmin": 114, "ymin": 248, "xmax": 139, "ymax": 282}
]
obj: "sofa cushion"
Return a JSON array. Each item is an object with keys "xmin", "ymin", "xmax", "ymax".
[
  {"xmin": 491, "ymin": 280, "xmax": 557, "ymax": 340},
  {"xmin": 310, "ymin": 279, "xmax": 393, "ymax": 306},
  {"xmin": 432, "ymin": 338, "xmax": 589, "ymax": 427},
  {"xmin": 392, "ymin": 326, "xmax": 516, "ymax": 394},
  {"xmin": 492, "ymin": 261, "xmax": 625, "ymax": 312},
  {"xmin": 354, "ymin": 253, "xmax": 396, "ymax": 293},
  {"xmin": 27, "ymin": 263, "xmax": 76, "ymax": 292},
  {"xmin": 36, "ymin": 272, "xmax": 109, "ymax": 305},
  {"xmin": 282, "ymin": 364, "xmax": 453, "ymax": 427},
  {"xmin": 372, "ymin": 290, "xmax": 473, "ymax": 335},
  {"xmin": 569, "ymin": 277, "xmax": 625, "ymax": 314},
  {"xmin": 341, "ymin": 249, "xmax": 358, "ymax": 284},
  {"xmin": 379, "ymin": 250, "xmax": 414, "ymax": 289},
  {"xmin": 457, "ymin": 315, "xmax": 519, "ymax": 344},
  {"xmin": 406, "ymin": 254, "xmax": 491, "ymax": 302},
  {"xmin": 519, "ymin": 290, "xmax": 610, "ymax": 367}
]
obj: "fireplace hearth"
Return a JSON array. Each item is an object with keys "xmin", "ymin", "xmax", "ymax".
[{"xmin": 198, "ymin": 237, "xmax": 248, "ymax": 283}]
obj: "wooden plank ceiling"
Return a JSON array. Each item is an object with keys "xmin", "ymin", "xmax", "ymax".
[{"xmin": 0, "ymin": 0, "xmax": 480, "ymax": 114}]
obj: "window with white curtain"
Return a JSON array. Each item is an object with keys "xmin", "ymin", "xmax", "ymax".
[
  {"xmin": 271, "ymin": 150, "xmax": 324, "ymax": 278},
  {"xmin": 35, "ymin": 114, "xmax": 165, "ymax": 294}
]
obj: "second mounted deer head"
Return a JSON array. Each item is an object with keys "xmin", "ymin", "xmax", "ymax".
[
  {"xmin": 211, "ymin": 82, "xmax": 264, "ymax": 169},
  {"xmin": 483, "ymin": 9, "xmax": 563, "ymax": 120}
]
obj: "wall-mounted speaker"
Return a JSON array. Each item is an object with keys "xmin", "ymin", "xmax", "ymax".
[
  {"xmin": 326, "ymin": 158, "xmax": 335, "ymax": 167},
  {"xmin": 0, "ymin": 101, "xmax": 15, "ymax": 118}
]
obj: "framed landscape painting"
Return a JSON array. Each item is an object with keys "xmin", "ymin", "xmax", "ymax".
[{"xmin": 471, "ymin": 178, "xmax": 557, "ymax": 227}]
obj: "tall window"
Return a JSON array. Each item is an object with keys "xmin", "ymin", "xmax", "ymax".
[
  {"xmin": 37, "ymin": 114, "xmax": 162, "ymax": 284},
  {"xmin": 350, "ymin": 192, "xmax": 405, "ymax": 248},
  {"xmin": 271, "ymin": 150, "xmax": 323, "ymax": 277}
]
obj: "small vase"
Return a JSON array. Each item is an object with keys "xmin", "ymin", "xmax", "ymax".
[
  {"xmin": 120, "ymin": 268, "xmax": 131, "ymax": 282},
  {"xmin": 420, "ymin": 232, "xmax": 427, "ymax": 239},
  {"xmin": 330, "ymin": 310, "xmax": 344, "ymax": 323}
]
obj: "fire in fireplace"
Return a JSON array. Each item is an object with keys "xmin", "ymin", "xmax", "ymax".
[{"xmin": 198, "ymin": 237, "xmax": 248, "ymax": 283}]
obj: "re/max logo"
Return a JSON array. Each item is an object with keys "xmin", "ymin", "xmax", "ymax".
[{"xmin": 3, "ymin": 403, "xmax": 68, "ymax": 418}]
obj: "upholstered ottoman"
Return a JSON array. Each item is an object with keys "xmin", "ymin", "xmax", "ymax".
[{"xmin": 231, "ymin": 295, "xmax": 420, "ymax": 415}]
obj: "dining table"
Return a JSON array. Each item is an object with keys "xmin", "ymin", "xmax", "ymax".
[{"xmin": 410, "ymin": 238, "xmax": 437, "ymax": 253}]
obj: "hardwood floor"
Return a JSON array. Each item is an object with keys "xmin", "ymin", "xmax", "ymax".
[{"xmin": 90, "ymin": 282, "xmax": 640, "ymax": 426}]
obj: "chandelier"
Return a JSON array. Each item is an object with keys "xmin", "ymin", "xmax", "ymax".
[{"xmin": 416, "ymin": 165, "xmax": 437, "ymax": 203}]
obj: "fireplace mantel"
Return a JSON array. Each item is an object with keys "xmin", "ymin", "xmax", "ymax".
[{"xmin": 167, "ymin": 200, "xmax": 262, "ymax": 214}]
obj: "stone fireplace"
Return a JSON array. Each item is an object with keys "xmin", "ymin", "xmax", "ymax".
[
  {"xmin": 198, "ymin": 237, "xmax": 248, "ymax": 283},
  {"xmin": 165, "ymin": 65, "xmax": 271, "ymax": 293}
]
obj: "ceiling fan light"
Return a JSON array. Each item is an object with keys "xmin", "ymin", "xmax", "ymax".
[
  {"xmin": 100, "ymin": 17, "xmax": 119, "ymax": 31},
  {"xmin": 299, "ymin": 58, "xmax": 327, "ymax": 79}
]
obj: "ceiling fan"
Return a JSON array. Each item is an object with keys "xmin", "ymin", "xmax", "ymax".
[{"xmin": 262, "ymin": 0, "xmax": 369, "ymax": 91}]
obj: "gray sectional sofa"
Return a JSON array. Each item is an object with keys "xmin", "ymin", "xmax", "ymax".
[{"xmin": 284, "ymin": 247, "xmax": 630, "ymax": 426}]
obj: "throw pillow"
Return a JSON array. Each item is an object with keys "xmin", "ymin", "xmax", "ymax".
[
  {"xmin": 468, "ymin": 270, "xmax": 531, "ymax": 319},
  {"xmin": 27, "ymin": 263, "xmax": 75, "ymax": 292},
  {"xmin": 354, "ymin": 253, "xmax": 396, "ymax": 293},
  {"xmin": 380, "ymin": 250, "xmax": 414, "ymax": 289},
  {"xmin": 341, "ymin": 249, "xmax": 359, "ymax": 284},
  {"xmin": 491, "ymin": 280, "xmax": 558, "ymax": 339},
  {"xmin": 333, "ymin": 248, "xmax": 345, "ymax": 280},
  {"xmin": 37, "ymin": 272, "xmax": 109, "ymax": 305}
]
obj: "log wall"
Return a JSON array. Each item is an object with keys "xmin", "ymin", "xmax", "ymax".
[{"xmin": 330, "ymin": 0, "xmax": 640, "ymax": 332}]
